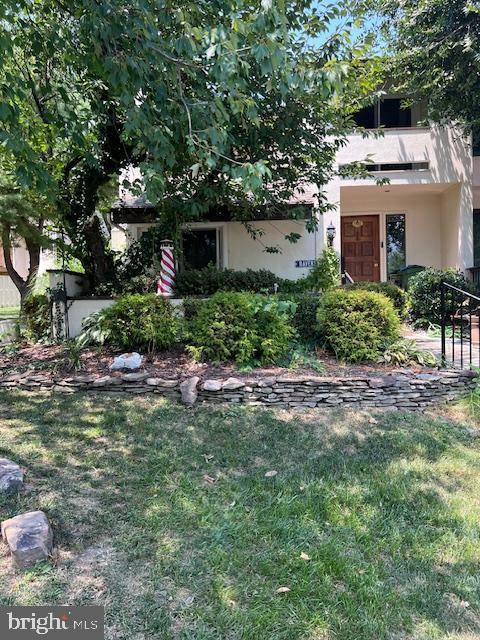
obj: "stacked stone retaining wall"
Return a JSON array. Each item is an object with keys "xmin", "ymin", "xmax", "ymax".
[{"xmin": 0, "ymin": 369, "xmax": 476, "ymax": 411}]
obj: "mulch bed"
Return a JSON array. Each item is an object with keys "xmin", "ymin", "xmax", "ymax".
[{"xmin": 0, "ymin": 343, "xmax": 438, "ymax": 381}]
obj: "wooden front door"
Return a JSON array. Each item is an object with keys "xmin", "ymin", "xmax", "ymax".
[{"xmin": 341, "ymin": 215, "xmax": 380, "ymax": 282}]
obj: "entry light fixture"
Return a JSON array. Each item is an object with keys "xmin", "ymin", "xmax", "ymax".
[{"xmin": 326, "ymin": 222, "xmax": 336, "ymax": 247}]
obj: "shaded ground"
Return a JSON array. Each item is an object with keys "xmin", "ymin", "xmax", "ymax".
[{"xmin": 1, "ymin": 392, "xmax": 480, "ymax": 639}]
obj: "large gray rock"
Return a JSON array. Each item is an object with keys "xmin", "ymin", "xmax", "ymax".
[
  {"xmin": 203, "ymin": 379, "xmax": 222, "ymax": 392},
  {"xmin": 1, "ymin": 511, "xmax": 53, "ymax": 568},
  {"xmin": 110, "ymin": 352, "xmax": 142, "ymax": 371},
  {"xmin": 222, "ymin": 377, "xmax": 245, "ymax": 390},
  {"xmin": 180, "ymin": 376, "xmax": 199, "ymax": 405},
  {"xmin": 0, "ymin": 458, "xmax": 23, "ymax": 493}
]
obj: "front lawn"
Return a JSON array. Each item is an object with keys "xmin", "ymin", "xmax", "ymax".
[{"xmin": 1, "ymin": 393, "xmax": 479, "ymax": 639}]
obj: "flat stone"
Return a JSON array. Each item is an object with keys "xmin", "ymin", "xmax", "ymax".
[
  {"xmin": 257, "ymin": 377, "xmax": 276, "ymax": 387},
  {"xmin": 121, "ymin": 372, "xmax": 149, "ymax": 382},
  {"xmin": 203, "ymin": 379, "xmax": 222, "ymax": 392},
  {"xmin": 92, "ymin": 376, "xmax": 122, "ymax": 387},
  {"xmin": 222, "ymin": 378, "xmax": 245, "ymax": 390},
  {"xmin": 180, "ymin": 376, "xmax": 199, "ymax": 405},
  {"xmin": 1, "ymin": 511, "xmax": 53, "ymax": 568},
  {"xmin": 0, "ymin": 458, "xmax": 23, "ymax": 493},
  {"xmin": 369, "ymin": 377, "xmax": 398, "ymax": 389}
]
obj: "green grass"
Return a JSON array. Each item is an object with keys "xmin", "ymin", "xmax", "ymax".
[
  {"xmin": 0, "ymin": 306, "xmax": 19, "ymax": 319},
  {"xmin": 1, "ymin": 392, "xmax": 480, "ymax": 639}
]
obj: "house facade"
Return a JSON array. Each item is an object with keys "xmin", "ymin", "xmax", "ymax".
[{"xmin": 112, "ymin": 97, "xmax": 479, "ymax": 286}]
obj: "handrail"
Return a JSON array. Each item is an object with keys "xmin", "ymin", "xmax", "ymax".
[
  {"xmin": 440, "ymin": 281, "xmax": 480, "ymax": 368},
  {"xmin": 442, "ymin": 281, "xmax": 480, "ymax": 303},
  {"xmin": 344, "ymin": 271, "xmax": 354, "ymax": 284}
]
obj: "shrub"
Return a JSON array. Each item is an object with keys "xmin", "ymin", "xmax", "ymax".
[
  {"xmin": 79, "ymin": 294, "xmax": 178, "ymax": 355},
  {"xmin": 290, "ymin": 293, "xmax": 322, "ymax": 345},
  {"xmin": 119, "ymin": 272, "xmax": 158, "ymax": 295},
  {"xmin": 306, "ymin": 247, "xmax": 339, "ymax": 292},
  {"xmin": 381, "ymin": 338, "xmax": 437, "ymax": 367},
  {"xmin": 409, "ymin": 268, "xmax": 476, "ymax": 326},
  {"xmin": 174, "ymin": 266, "xmax": 299, "ymax": 296},
  {"xmin": 345, "ymin": 282, "xmax": 408, "ymax": 319},
  {"xmin": 317, "ymin": 289, "xmax": 401, "ymax": 362},
  {"xmin": 186, "ymin": 291, "xmax": 296, "ymax": 366},
  {"xmin": 22, "ymin": 294, "xmax": 50, "ymax": 342}
]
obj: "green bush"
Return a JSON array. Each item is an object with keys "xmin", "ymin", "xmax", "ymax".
[
  {"xmin": 306, "ymin": 247, "xmax": 339, "ymax": 292},
  {"xmin": 409, "ymin": 268, "xmax": 476, "ymax": 326},
  {"xmin": 290, "ymin": 293, "xmax": 322, "ymax": 345},
  {"xmin": 174, "ymin": 266, "xmax": 301, "ymax": 296},
  {"xmin": 119, "ymin": 272, "xmax": 158, "ymax": 295},
  {"xmin": 79, "ymin": 294, "xmax": 178, "ymax": 355},
  {"xmin": 186, "ymin": 291, "xmax": 296, "ymax": 366},
  {"xmin": 344, "ymin": 282, "xmax": 408, "ymax": 318},
  {"xmin": 22, "ymin": 294, "xmax": 50, "ymax": 342},
  {"xmin": 317, "ymin": 289, "xmax": 401, "ymax": 362}
]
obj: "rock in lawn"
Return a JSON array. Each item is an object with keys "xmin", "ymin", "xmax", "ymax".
[
  {"xmin": 0, "ymin": 458, "xmax": 23, "ymax": 493},
  {"xmin": 110, "ymin": 352, "xmax": 142, "ymax": 371},
  {"xmin": 180, "ymin": 376, "xmax": 200, "ymax": 405},
  {"xmin": 1, "ymin": 511, "xmax": 53, "ymax": 568}
]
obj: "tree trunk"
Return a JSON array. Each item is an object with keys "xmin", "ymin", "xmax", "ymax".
[
  {"xmin": 2, "ymin": 223, "xmax": 42, "ymax": 312},
  {"xmin": 82, "ymin": 215, "xmax": 116, "ymax": 290}
]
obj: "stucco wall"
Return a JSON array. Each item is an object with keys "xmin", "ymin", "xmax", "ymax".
[{"xmin": 226, "ymin": 221, "xmax": 321, "ymax": 280}]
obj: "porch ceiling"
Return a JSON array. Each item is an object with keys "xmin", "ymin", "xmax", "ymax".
[{"xmin": 340, "ymin": 183, "xmax": 455, "ymax": 200}]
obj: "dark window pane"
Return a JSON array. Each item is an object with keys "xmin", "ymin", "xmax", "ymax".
[
  {"xmin": 353, "ymin": 105, "xmax": 375, "ymax": 129},
  {"xmin": 386, "ymin": 214, "xmax": 406, "ymax": 276},
  {"xmin": 183, "ymin": 229, "xmax": 217, "ymax": 270},
  {"xmin": 380, "ymin": 99, "xmax": 411, "ymax": 128},
  {"xmin": 473, "ymin": 127, "xmax": 480, "ymax": 156},
  {"xmin": 474, "ymin": 211, "xmax": 480, "ymax": 267}
]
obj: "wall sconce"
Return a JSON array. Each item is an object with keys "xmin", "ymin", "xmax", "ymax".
[{"xmin": 326, "ymin": 222, "xmax": 336, "ymax": 247}]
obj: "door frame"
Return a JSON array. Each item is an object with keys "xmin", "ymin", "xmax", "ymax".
[{"xmin": 341, "ymin": 211, "xmax": 407, "ymax": 283}]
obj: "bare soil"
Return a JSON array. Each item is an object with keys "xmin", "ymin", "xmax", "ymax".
[{"xmin": 0, "ymin": 343, "xmax": 438, "ymax": 381}]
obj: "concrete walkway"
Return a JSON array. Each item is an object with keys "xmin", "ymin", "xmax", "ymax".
[{"xmin": 404, "ymin": 326, "xmax": 480, "ymax": 369}]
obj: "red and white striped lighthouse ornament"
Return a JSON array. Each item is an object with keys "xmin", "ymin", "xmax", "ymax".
[{"xmin": 157, "ymin": 239, "xmax": 175, "ymax": 297}]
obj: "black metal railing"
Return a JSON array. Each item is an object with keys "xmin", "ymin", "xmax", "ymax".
[{"xmin": 441, "ymin": 282, "xmax": 480, "ymax": 368}]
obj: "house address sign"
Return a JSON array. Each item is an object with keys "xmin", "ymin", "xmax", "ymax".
[{"xmin": 295, "ymin": 259, "xmax": 316, "ymax": 268}]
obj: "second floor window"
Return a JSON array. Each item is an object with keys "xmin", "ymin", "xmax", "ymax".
[{"xmin": 353, "ymin": 98, "xmax": 412, "ymax": 130}]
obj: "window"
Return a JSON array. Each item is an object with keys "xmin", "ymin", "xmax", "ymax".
[
  {"xmin": 473, "ymin": 128, "xmax": 480, "ymax": 157},
  {"xmin": 380, "ymin": 99, "xmax": 411, "ymax": 128},
  {"xmin": 474, "ymin": 210, "xmax": 480, "ymax": 267},
  {"xmin": 386, "ymin": 214, "xmax": 406, "ymax": 276},
  {"xmin": 182, "ymin": 228, "xmax": 222, "ymax": 270},
  {"xmin": 353, "ymin": 105, "xmax": 376, "ymax": 129},
  {"xmin": 365, "ymin": 162, "xmax": 429, "ymax": 173},
  {"xmin": 353, "ymin": 98, "xmax": 412, "ymax": 129}
]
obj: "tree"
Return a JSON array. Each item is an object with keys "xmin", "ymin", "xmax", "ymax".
[
  {"xmin": 367, "ymin": 0, "xmax": 480, "ymax": 129},
  {"xmin": 0, "ymin": 178, "xmax": 51, "ymax": 306},
  {"xmin": 0, "ymin": 0, "xmax": 379, "ymax": 286}
]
